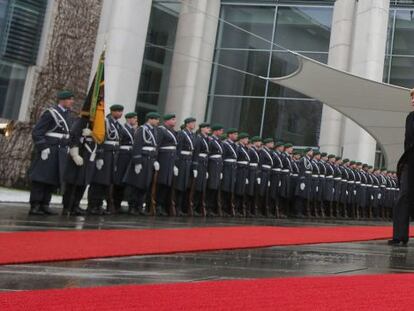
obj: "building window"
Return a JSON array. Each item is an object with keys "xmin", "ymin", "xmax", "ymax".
[
  {"xmin": 208, "ymin": 2, "xmax": 332, "ymax": 147},
  {"xmin": 136, "ymin": 0, "xmax": 181, "ymax": 124}
]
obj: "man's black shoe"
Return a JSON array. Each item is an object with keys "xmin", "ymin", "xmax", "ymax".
[
  {"xmin": 128, "ymin": 207, "xmax": 141, "ymax": 215},
  {"xmin": 88, "ymin": 206, "xmax": 103, "ymax": 215},
  {"xmin": 29, "ymin": 205, "xmax": 44, "ymax": 216},
  {"xmin": 41, "ymin": 205, "xmax": 58, "ymax": 215},
  {"xmin": 70, "ymin": 207, "xmax": 87, "ymax": 216},
  {"xmin": 388, "ymin": 239, "xmax": 408, "ymax": 246}
]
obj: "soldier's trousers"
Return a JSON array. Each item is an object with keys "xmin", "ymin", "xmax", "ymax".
[
  {"xmin": 62, "ymin": 184, "xmax": 86, "ymax": 212},
  {"xmin": 206, "ymin": 189, "xmax": 220, "ymax": 215},
  {"xmin": 87, "ymin": 183, "xmax": 110, "ymax": 208},
  {"xmin": 193, "ymin": 190, "xmax": 205, "ymax": 214},
  {"xmin": 294, "ymin": 196, "xmax": 306, "ymax": 216},
  {"xmin": 125, "ymin": 185, "xmax": 147, "ymax": 211},
  {"xmin": 113, "ymin": 185, "xmax": 126, "ymax": 211},
  {"xmin": 221, "ymin": 191, "xmax": 234, "ymax": 215},
  {"xmin": 29, "ymin": 181, "xmax": 56, "ymax": 207},
  {"xmin": 393, "ymin": 166, "xmax": 410, "ymax": 242},
  {"xmin": 156, "ymin": 184, "xmax": 172, "ymax": 213},
  {"xmin": 175, "ymin": 190, "xmax": 189, "ymax": 215},
  {"xmin": 235, "ymin": 194, "xmax": 245, "ymax": 215}
]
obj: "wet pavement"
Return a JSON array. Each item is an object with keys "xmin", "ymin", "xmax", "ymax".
[{"xmin": 0, "ymin": 203, "xmax": 411, "ymax": 291}]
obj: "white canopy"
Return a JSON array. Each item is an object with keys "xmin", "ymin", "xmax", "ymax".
[{"xmin": 266, "ymin": 54, "xmax": 410, "ymax": 169}]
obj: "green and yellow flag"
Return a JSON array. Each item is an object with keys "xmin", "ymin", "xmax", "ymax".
[{"xmin": 81, "ymin": 50, "xmax": 105, "ymax": 144}]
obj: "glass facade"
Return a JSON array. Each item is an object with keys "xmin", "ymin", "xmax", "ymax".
[
  {"xmin": 0, "ymin": 0, "xmax": 47, "ymax": 120},
  {"xmin": 384, "ymin": 6, "xmax": 414, "ymax": 88},
  {"xmin": 207, "ymin": 2, "xmax": 333, "ymax": 146},
  {"xmin": 136, "ymin": 0, "xmax": 181, "ymax": 123}
]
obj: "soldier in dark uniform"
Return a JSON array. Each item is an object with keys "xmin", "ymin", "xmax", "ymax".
[
  {"xmin": 29, "ymin": 90, "xmax": 74, "ymax": 215},
  {"xmin": 174, "ymin": 117, "xmax": 197, "ymax": 216},
  {"xmin": 192, "ymin": 122, "xmax": 211, "ymax": 216},
  {"xmin": 270, "ymin": 142, "xmax": 284, "ymax": 218},
  {"xmin": 221, "ymin": 128, "xmax": 239, "ymax": 216},
  {"xmin": 156, "ymin": 113, "xmax": 178, "ymax": 216},
  {"xmin": 281, "ymin": 143, "xmax": 294, "ymax": 215},
  {"xmin": 124, "ymin": 112, "xmax": 160, "ymax": 215},
  {"xmin": 339, "ymin": 159, "xmax": 351, "ymax": 219},
  {"xmin": 332, "ymin": 156, "xmax": 343, "ymax": 218},
  {"xmin": 366, "ymin": 166, "xmax": 375, "ymax": 218},
  {"xmin": 62, "ymin": 116, "xmax": 96, "ymax": 216},
  {"xmin": 234, "ymin": 132, "xmax": 250, "ymax": 217},
  {"xmin": 310, "ymin": 151, "xmax": 321, "ymax": 217},
  {"xmin": 294, "ymin": 148, "xmax": 313, "ymax": 218},
  {"xmin": 257, "ymin": 138, "xmax": 274, "ymax": 216},
  {"xmin": 371, "ymin": 168, "xmax": 382, "ymax": 219},
  {"xmin": 313, "ymin": 151, "xmax": 326, "ymax": 218},
  {"xmin": 87, "ymin": 104, "xmax": 123, "ymax": 215},
  {"xmin": 246, "ymin": 136, "xmax": 261, "ymax": 217},
  {"xmin": 358, "ymin": 163, "xmax": 369, "ymax": 219},
  {"xmin": 112, "ymin": 112, "xmax": 137, "ymax": 214},
  {"xmin": 323, "ymin": 154, "xmax": 336, "ymax": 218},
  {"xmin": 206, "ymin": 124, "xmax": 224, "ymax": 216}
]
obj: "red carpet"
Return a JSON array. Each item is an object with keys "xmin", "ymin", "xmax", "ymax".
[
  {"xmin": 1, "ymin": 274, "xmax": 414, "ymax": 310},
  {"xmin": 0, "ymin": 225, "xmax": 406, "ymax": 265}
]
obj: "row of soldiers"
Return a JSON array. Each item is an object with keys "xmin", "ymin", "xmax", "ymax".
[{"xmin": 28, "ymin": 91, "xmax": 399, "ymax": 219}]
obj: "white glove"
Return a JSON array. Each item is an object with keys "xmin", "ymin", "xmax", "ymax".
[
  {"xmin": 41, "ymin": 148, "xmax": 50, "ymax": 160},
  {"xmin": 135, "ymin": 164, "xmax": 142, "ymax": 175},
  {"xmin": 316, "ymin": 186, "xmax": 319, "ymax": 192},
  {"xmin": 154, "ymin": 161, "xmax": 160, "ymax": 171},
  {"xmin": 353, "ymin": 190, "xmax": 357, "ymax": 195},
  {"xmin": 82, "ymin": 128, "xmax": 92, "ymax": 137},
  {"xmin": 371, "ymin": 195, "xmax": 374, "ymax": 200},
  {"xmin": 378, "ymin": 193, "xmax": 382, "ymax": 199},
  {"xmin": 268, "ymin": 181, "xmax": 271, "ymax": 187},
  {"xmin": 257, "ymin": 178, "xmax": 261, "ymax": 185},
  {"xmin": 173, "ymin": 166, "xmax": 179, "ymax": 176},
  {"xmin": 69, "ymin": 147, "xmax": 83, "ymax": 166},
  {"xmin": 206, "ymin": 172, "xmax": 209, "ymax": 179},
  {"xmin": 220, "ymin": 173, "xmax": 223, "ymax": 180},
  {"xmin": 96, "ymin": 159, "xmax": 104, "ymax": 170},
  {"xmin": 246, "ymin": 178, "xmax": 249, "ymax": 185},
  {"xmin": 193, "ymin": 170, "xmax": 198, "ymax": 178}
]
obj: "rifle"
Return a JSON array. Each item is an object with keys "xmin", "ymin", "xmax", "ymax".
[
  {"xmin": 170, "ymin": 176, "xmax": 177, "ymax": 217},
  {"xmin": 188, "ymin": 174, "xmax": 196, "ymax": 217},
  {"xmin": 150, "ymin": 170, "xmax": 159, "ymax": 216},
  {"xmin": 201, "ymin": 174, "xmax": 207, "ymax": 217}
]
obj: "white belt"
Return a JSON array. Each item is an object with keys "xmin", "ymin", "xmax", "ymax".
[
  {"xmin": 104, "ymin": 141, "xmax": 119, "ymax": 146},
  {"xmin": 199, "ymin": 153, "xmax": 208, "ymax": 158},
  {"xmin": 326, "ymin": 176, "xmax": 333, "ymax": 179},
  {"xmin": 373, "ymin": 186, "xmax": 379, "ymax": 189},
  {"xmin": 282, "ymin": 169, "xmax": 290, "ymax": 173},
  {"xmin": 142, "ymin": 146, "xmax": 156, "ymax": 151},
  {"xmin": 237, "ymin": 161, "xmax": 249, "ymax": 165},
  {"xmin": 46, "ymin": 132, "xmax": 69, "ymax": 139},
  {"xmin": 292, "ymin": 174, "xmax": 298, "ymax": 177},
  {"xmin": 347, "ymin": 181, "xmax": 354, "ymax": 184},
  {"xmin": 250, "ymin": 163, "xmax": 258, "ymax": 167},
  {"xmin": 160, "ymin": 146, "xmax": 176, "ymax": 150},
  {"xmin": 356, "ymin": 181, "xmax": 361, "ymax": 184},
  {"xmin": 386, "ymin": 188, "xmax": 391, "ymax": 190},
  {"xmin": 224, "ymin": 159, "xmax": 237, "ymax": 163},
  {"xmin": 312, "ymin": 174, "xmax": 319, "ymax": 178},
  {"xmin": 319, "ymin": 175, "xmax": 325, "ymax": 178},
  {"xmin": 120, "ymin": 145, "xmax": 132, "ymax": 150},
  {"xmin": 273, "ymin": 168, "xmax": 282, "ymax": 172},
  {"xmin": 210, "ymin": 154, "xmax": 222, "ymax": 159},
  {"xmin": 361, "ymin": 185, "xmax": 367, "ymax": 187},
  {"xmin": 305, "ymin": 171, "xmax": 312, "ymax": 174},
  {"xmin": 262, "ymin": 165, "xmax": 272, "ymax": 169},
  {"xmin": 367, "ymin": 185, "xmax": 373, "ymax": 188},
  {"xmin": 181, "ymin": 151, "xmax": 193, "ymax": 156},
  {"xmin": 380, "ymin": 185, "xmax": 386, "ymax": 188},
  {"xmin": 334, "ymin": 177, "xmax": 341, "ymax": 181}
]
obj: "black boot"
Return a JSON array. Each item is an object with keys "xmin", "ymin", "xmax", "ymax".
[
  {"xmin": 70, "ymin": 206, "xmax": 87, "ymax": 216},
  {"xmin": 29, "ymin": 203, "xmax": 44, "ymax": 215},
  {"xmin": 88, "ymin": 204, "xmax": 103, "ymax": 215},
  {"xmin": 40, "ymin": 205, "xmax": 58, "ymax": 215}
]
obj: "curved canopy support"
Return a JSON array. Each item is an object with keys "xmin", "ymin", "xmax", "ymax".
[{"xmin": 266, "ymin": 54, "xmax": 410, "ymax": 169}]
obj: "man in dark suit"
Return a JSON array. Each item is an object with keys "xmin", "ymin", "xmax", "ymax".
[{"xmin": 389, "ymin": 89, "xmax": 414, "ymax": 246}]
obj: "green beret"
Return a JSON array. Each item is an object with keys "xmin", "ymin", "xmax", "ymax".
[
  {"xmin": 219, "ymin": 134, "xmax": 227, "ymax": 140},
  {"xmin": 57, "ymin": 90, "xmax": 74, "ymax": 100},
  {"xmin": 184, "ymin": 117, "xmax": 196, "ymax": 124},
  {"xmin": 275, "ymin": 141, "xmax": 284, "ymax": 147},
  {"xmin": 321, "ymin": 152, "xmax": 327, "ymax": 157},
  {"xmin": 368, "ymin": 165, "xmax": 373, "ymax": 169},
  {"xmin": 345, "ymin": 159, "xmax": 351, "ymax": 164},
  {"xmin": 226, "ymin": 128, "xmax": 238, "ymax": 134},
  {"xmin": 145, "ymin": 111, "xmax": 161, "ymax": 120},
  {"xmin": 211, "ymin": 124, "xmax": 224, "ymax": 131},
  {"xmin": 304, "ymin": 147, "xmax": 313, "ymax": 153},
  {"xmin": 284, "ymin": 143, "xmax": 293, "ymax": 148},
  {"xmin": 263, "ymin": 138, "xmax": 274, "ymax": 144},
  {"xmin": 110, "ymin": 104, "xmax": 124, "ymax": 111},
  {"xmin": 381, "ymin": 167, "xmax": 388, "ymax": 171},
  {"xmin": 250, "ymin": 136, "xmax": 262, "ymax": 143},
  {"xmin": 314, "ymin": 151, "xmax": 321, "ymax": 156},
  {"xmin": 199, "ymin": 122, "xmax": 210, "ymax": 128},
  {"xmin": 335, "ymin": 156, "xmax": 342, "ymax": 161},
  {"xmin": 125, "ymin": 112, "xmax": 137, "ymax": 119},
  {"xmin": 163, "ymin": 113, "xmax": 176, "ymax": 121},
  {"xmin": 356, "ymin": 162, "xmax": 362, "ymax": 166},
  {"xmin": 293, "ymin": 151, "xmax": 301, "ymax": 156},
  {"xmin": 362, "ymin": 164, "xmax": 368, "ymax": 168},
  {"xmin": 238, "ymin": 132, "xmax": 249, "ymax": 139},
  {"xmin": 328, "ymin": 154, "xmax": 336, "ymax": 159}
]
